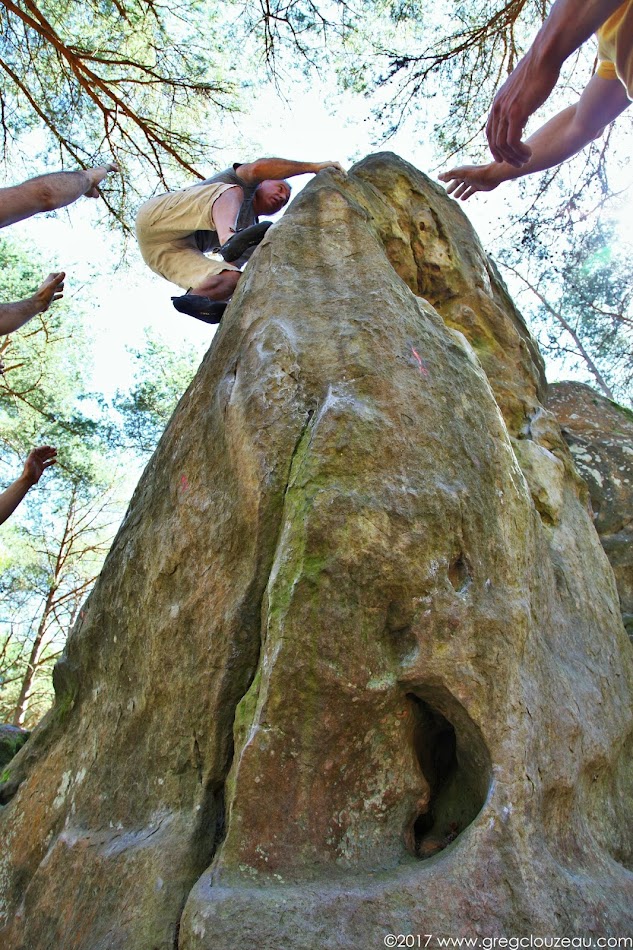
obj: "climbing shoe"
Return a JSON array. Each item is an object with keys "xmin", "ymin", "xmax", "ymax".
[
  {"xmin": 171, "ymin": 294, "xmax": 227, "ymax": 324},
  {"xmin": 220, "ymin": 221, "xmax": 272, "ymax": 261}
]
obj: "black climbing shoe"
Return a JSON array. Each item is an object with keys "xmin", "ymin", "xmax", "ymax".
[
  {"xmin": 220, "ymin": 221, "xmax": 273, "ymax": 261},
  {"xmin": 171, "ymin": 294, "xmax": 227, "ymax": 324}
]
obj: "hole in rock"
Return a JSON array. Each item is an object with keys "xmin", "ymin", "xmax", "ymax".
[
  {"xmin": 448, "ymin": 554, "xmax": 471, "ymax": 592},
  {"xmin": 406, "ymin": 686, "xmax": 491, "ymax": 859}
]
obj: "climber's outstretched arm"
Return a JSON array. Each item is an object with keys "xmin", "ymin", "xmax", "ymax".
[
  {"xmin": 0, "ymin": 164, "xmax": 119, "ymax": 228},
  {"xmin": 236, "ymin": 158, "xmax": 345, "ymax": 185},
  {"xmin": 440, "ymin": 73, "xmax": 630, "ymax": 200}
]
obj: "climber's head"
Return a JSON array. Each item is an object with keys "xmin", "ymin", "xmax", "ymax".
[{"xmin": 254, "ymin": 179, "xmax": 291, "ymax": 215}]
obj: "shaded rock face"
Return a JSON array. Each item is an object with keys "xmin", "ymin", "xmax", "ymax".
[
  {"xmin": 1, "ymin": 154, "xmax": 631, "ymax": 948},
  {"xmin": 546, "ymin": 381, "xmax": 633, "ymax": 637},
  {"xmin": 0, "ymin": 726, "xmax": 29, "ymax": 770}
]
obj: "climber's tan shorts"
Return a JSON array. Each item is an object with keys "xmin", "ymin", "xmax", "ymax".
[{"xmin": 135, "ymin": 181, "xmax": 241, "ymax": 290}]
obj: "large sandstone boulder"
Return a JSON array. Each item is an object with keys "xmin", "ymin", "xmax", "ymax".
[
  {"xmin": 546, "ymin": 381, "xmax": 633, "ymax": 637},
  {"xmin": 1, "ymin": 154, "xmax": 631, "ymax": 948}
]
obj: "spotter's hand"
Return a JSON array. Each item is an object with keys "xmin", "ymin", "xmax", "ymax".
[
  {"xmin": 22, "ymin": 445, "xmax": 57, "ymax": 486},
  {"xmin": 438, "ymin": 165, "xmax": 499, "ymax": 200},
  {"xmin": 84, "ymin": 163, "xmax": 120, "ymax": 198},
  {"xmin": 34, "ymin": 272, "xmax": 65, "ymax": 313},
  {"xmin": 486, "ymin": 56, "xmax": 560, "ymax": 166}
]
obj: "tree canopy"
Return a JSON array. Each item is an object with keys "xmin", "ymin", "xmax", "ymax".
[
  {"xmin": 112, "ymin": 331, "xmax": 201, "ymax": 455},
  {"xmin": 0, "ymin": 0, "xmax": 242, "ymax": 223},
  {"xmin": 0, "ymin": 235, "xmax": 127, "ymax": 726},
  {"xmin": 0, "ymin": 229, "xmax": 207, "ymax": 726}
]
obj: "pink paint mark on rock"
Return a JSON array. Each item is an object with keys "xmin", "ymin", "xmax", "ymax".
[
  {"xmin": 412, "ymin": 347, "xmax": 429, "ymax": 377},
  {"xmin": 180, "ymin": 475, "xmax": 189, "ymax": 492}
]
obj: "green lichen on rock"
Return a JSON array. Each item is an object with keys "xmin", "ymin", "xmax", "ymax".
[{"xmin": 609, "ymin": 399, "xmax": 633, "ymax": 425}]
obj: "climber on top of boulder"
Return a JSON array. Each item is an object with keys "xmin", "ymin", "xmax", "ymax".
[
  {"xmin": 439, "ymin": 0, "xmax": 631, "ymax": 200},
  {"xmin": 135, "ymin": 157, "xmax": 346, "ymax": 324}
]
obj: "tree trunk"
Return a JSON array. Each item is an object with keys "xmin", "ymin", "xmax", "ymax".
[
  {"xmin": 11, "ymin": 488, "xmax": 76, "ymax": 727},
  {"xmin": 11, "ymin": 585, "xmax": 56, "ymax": 727}
]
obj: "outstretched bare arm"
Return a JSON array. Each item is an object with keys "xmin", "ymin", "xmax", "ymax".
[
  {"xmin": 441, "ymin": 74, "xmax": 630, "ymax": 199},
  {"xmin": 0, "ymin": 272, "xmax": 65, "ymax": 334},
  {"xmin": 0, "ymin": 164, "xmax": 119, "ymax": 228},
  {"xmin": 486, "ymin": 0, "xmax": 625, "ymax": 166},
  {"xmin": 236, "ymin": 158, "xmax": 345, "ymax": 185},
  {"xmin": 0, "ymin": 446, "xmax": 57, "ymax": 526}
]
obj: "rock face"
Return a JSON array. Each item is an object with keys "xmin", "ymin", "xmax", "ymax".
[
  {"xmin": 1, "ymin": 154, "xmax": 631, "ymax": 948},
  {"xmin": 546, "ymin": 381, "xmax": 633, "ymax": 638},
  {"xmin": 0, "ymin": 726, "xmax": 29, "ymax": 770}
]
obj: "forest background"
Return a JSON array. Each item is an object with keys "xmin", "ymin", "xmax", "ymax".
[{"xmin": 0, "ymin": 0, "xmax": 631, "ymax": 728}]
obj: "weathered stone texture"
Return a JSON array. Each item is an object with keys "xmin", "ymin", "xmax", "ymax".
[
  {"xmin": 1, "ymin": 154, "xmax": 631, "ymax": 949},
  {"xmin": 546, "ymin": 381, "xmax": 633, "ymax": 637}
]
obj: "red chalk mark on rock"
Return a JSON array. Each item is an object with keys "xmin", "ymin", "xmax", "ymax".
[
  {"xmin": 412, "ymin": 347, "xmax": 429, "ymax": 377},
  {"xmin": 180, "ymin": 475, "xmax": 189, "ymax": 491}
]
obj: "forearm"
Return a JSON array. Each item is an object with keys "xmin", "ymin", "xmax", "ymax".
[
  {"xmin": 0, "ymin": 170, "xmax": 92, "ymax": 227},
  {"xmin": 485, "ymin": 0, "xmax": 623, "ymax": 165},
  {"xmin": 0, "ymin": 297, "xmax": 42, "ymax": 334},
  {"xmin": 0, "ymin": 475, "xmax": 31, "ymax": 525},
  {"xmin": 241, "ymin": 158, "xmax": 326, "ymax": 183},
  {"xmin": 530, "ymin": 0, "xmax": 624, "ymax": 68},
  {"xmin": 20, "ymin": 170, "xmax": 93, "ymax": 212},
  {"xmin": 487, "ymin": 104, "xmax": 595, "ymax": 184}
]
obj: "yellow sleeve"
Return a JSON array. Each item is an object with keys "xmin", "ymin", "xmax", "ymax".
[{"xmin": 597, "ymin": 60, "xmax": 618, "ymax": 79}]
